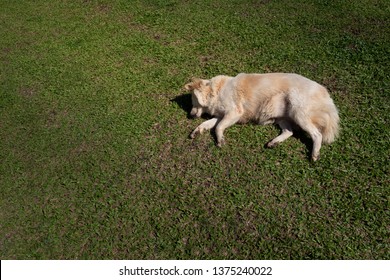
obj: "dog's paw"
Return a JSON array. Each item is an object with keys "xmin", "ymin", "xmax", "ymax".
[
  {"xmin": 190, "ymin": 130, "xmax": 198, "ymax": 139},
  {"xmin": 267, "ymin": 141, "xmax": 278, "ymax": 148},
  {"xmin": 311, "ymin": 153, "xmax": 320, "ymax": 162},
  {"xmin": 217, "ymin": 137, "xmax": 226, "ymax": 147}
]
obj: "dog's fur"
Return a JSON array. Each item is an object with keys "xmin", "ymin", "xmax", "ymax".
[{"xmin": 184, "ymin": 73, "xmax": 339, "ymax": 161}]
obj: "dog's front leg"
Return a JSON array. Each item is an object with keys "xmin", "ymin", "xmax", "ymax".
[
  {"xmin": 190, "ymin": 118, "xmax": 219, "ymax": 139},
  {"xmin": 215, "ymin": 113, "xmax": 241, "ymax": 147}
]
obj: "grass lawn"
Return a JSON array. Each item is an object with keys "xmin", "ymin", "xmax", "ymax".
[{"xmin": 0, "ymin": 0, "xmax": 389, "ymax": 259}]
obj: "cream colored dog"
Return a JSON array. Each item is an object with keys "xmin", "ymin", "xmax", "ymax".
[{"xmin": 184, "ymin": 73, "xmax": 339, "ymax": 161}]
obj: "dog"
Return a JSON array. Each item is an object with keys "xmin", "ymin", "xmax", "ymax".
[{"xmin": 184, "ymin": 73, "xmax": 339, "ymax": 161}]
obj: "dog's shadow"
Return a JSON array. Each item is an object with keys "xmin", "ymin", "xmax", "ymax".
[
  {"xmin": 172, "ymin": 93, "xmax": 314, "ymax": 159},
  {"xmin": 171, "ymin": 93, "xmax": 193, "ymax": 119},
  {"xmin": 171, "ymin": 93, "xmax": 214, "ymax": 119}
]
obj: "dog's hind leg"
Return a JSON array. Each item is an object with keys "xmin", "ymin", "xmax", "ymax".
[
  {"xmin": 190, "ymin": 118, "xmax": 219, "ymax": 139},
  {"xmin": 296, "ymin": 121, "xmax": 323, "ymax": 161},
  {"xmin": 267, "ymin": 119, "xmax": 293, "ymax": 148}
]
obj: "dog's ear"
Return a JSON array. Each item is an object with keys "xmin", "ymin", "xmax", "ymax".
[
  {"xmin": 184, "ymin": 78, "xmax": 206, "ymax": 91},
  {"xmin": 184, "ymin": 82, "xmax": 194, "ymax": 91}
]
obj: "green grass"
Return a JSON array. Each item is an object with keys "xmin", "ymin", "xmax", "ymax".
[{"xmin": 0, "ymin": 0, "xmax": 389, "ymax": 259}]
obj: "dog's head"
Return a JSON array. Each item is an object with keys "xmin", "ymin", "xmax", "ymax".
[{"xmin": 184, "ymin": 78, "xmax": 211, "ymax": 118}]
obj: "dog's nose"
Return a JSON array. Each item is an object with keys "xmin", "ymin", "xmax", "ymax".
[{"xmin": 189, "ymin": 108, "xmax": 198, "ymax": 118}]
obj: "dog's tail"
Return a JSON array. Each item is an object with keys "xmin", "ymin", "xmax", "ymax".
[
  {"xmin": 322, "ymin": 107, "xmax": 339, "ymax": 144},
  {"xmin": 312, "ymin": 99, "xmax": 340, "ymax": 144}
]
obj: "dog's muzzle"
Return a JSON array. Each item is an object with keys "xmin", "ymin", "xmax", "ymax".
[{"xmin": 190, "ymin": 107, "xmax": 201, "ymax": 118}]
